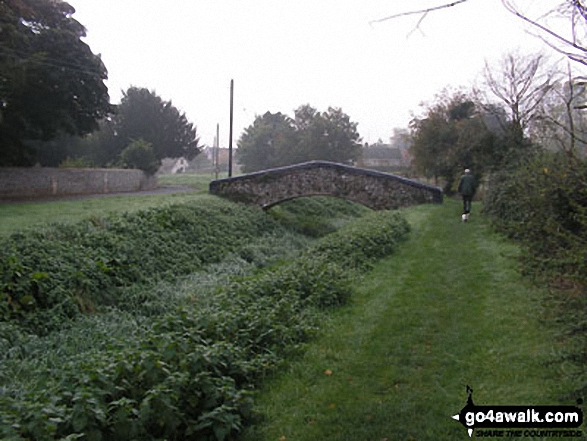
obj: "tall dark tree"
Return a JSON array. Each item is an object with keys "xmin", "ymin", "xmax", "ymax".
[
  {"xmin": 237, "ymin": 105, "xmax": 362, "ymax": 173},
  {"xmin": 0, "ymin": 0, "xmax": 113, "ymax": 165},
  {"xmin": 410, "ymin": 92, "xmax": 496, "ymax": 193},
  {"xmin": 294, "ymin": 105, "xmax": 363, "ymax": 165},
  {"xmin": 236, "ymin": 111, "xmax": 297, "ymax": 173},
  {"xmin": 103, "ymin": 87, "xmax": 200, "ymax": 165}
]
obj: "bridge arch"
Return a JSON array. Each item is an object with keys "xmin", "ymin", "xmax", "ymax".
[{"xmin": 209, "ymin": 161, "xmax": 442, "ymax": 210}]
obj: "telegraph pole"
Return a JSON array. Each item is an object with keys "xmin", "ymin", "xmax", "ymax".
[
  {"xmin": 228, "ymin": 79, "xmax": 234, "ymax": 178},
  {"xmin": 215, "ymin": 123, "xmax": 220, "ymax": 180}
]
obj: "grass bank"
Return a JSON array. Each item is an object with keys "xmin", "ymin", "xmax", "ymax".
[
  {"xmin": 2, "ymin": 194, "xmax": 404, "ymax": 440},
  {"xmin": 243, "ymin": 200, "xmax": 580, "ymax": 440},
  {"xmin": 0, "ymin": 173, "xmax": 216, "ymax": 236}
]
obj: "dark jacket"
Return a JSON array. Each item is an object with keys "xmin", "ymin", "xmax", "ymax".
[{"xmin": 458, "ymin": 173, "xmax": 476, "ymax": 196}]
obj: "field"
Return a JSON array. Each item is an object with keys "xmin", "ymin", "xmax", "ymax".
[
  {"xmin": 0, "ymin": 173, "xmax": 214, "ymax": 236},
  {"xmin": 0, "ymin": 184, "xmax": 583, "ymax": 440}
]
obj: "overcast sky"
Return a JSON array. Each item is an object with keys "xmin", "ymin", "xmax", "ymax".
[{"xmin": 70, "ymin": 1, "xmax": 565, "ymax": 147}]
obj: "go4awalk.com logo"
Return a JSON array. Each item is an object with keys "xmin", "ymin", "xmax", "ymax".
[{"xmin": 451, "ymin": 386, "xmax": 584, "ymax": 438}]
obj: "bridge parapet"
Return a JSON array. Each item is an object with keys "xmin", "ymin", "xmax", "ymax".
[{"xmin": 209, "ymin": 161, "xmax": 442, "ymax": 210}]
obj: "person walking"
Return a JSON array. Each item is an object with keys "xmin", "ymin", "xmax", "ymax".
[{"xmin": 457, "ymin": 168, "xmax": 476, "ymax": 222}]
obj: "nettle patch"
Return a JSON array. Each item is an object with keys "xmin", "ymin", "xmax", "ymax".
[
  {"xmin": 0, "ymin": 201, "xmax": 409, "ymax": 440},
  {"xmin": 0, "ymin": 199, "xmax": 282, "ymax": 334}
]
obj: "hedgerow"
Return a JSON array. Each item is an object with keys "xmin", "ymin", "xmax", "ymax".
[
  {"xmin": 483, "ymin": 151, "xmax": 587, "ymax": 396},
  {"xmin": 0, "ymin": 206, "xmax": 410, "ymax": 441},
  {"xmin": 483, "ymin": 152, "xmax": 587, "ymax": 287}
]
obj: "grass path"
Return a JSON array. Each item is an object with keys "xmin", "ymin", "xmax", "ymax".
[{"xmin": 243, "ymin": 200, "xmax": 577, "ymax": 440}]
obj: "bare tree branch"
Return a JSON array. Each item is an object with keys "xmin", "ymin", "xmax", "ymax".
[
  {"xmin": 479, "ymin": 52, "xmax": 558, "ymax": 132},
  {"xmin": 501, "ymin": 0, "xmax": 587, "ymax": 65},
  {"xmin": 369, "ymin": 0, "xmax": 471, "ymax": 26},
  {"xmin": 373, "ymin": 0, "xmax": 587, "ymax": 67}
]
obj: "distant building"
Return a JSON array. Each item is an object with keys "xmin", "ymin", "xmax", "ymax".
[
  {"xmin": 159, "ymin": 157, "xmax": 190, "ymax": 174},
  {"xmin": 171, "ymin": 157, "xmax": 189, "ymax": 174},
  {"xmin": 360, "ymin": 143, "xmax": 410, "ymax": 171},
  {"xmin": 158, "ymin": 147, "xmax": 240, "ymax": 175}
]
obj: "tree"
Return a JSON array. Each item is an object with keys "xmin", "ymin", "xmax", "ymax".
[
  {"xmin": 477, "ymin": 52, "xmax": 556, "ymax": 134},
  {"xmin": 120, "ymin": 139, "xmax": 159, "ymax": 175},
  {"xmin": 0, "ymin": 0, "xmax": 113, "ymax": 166},
  {"xmin": 531, "ymin": 63, "xmax": 587, "ymax": 156},
  {"xmin": 293, "ymin": 105, "xmax": 362, "ymax": 165},
  {"xmin": 410, "ymin": 91, "xmax": 496, "ymax": 193},
  {"xmin": 500, "ymin": 0, "xmax": 587, "ymax": 66},
  {"xmin": 236, "ymin": 111, "xmax": 297, "ymax": 173},
  {"xmin": 99, "ymin": 87, "xmax": 200, "ymax": 166},
  {"xmin": 473, "ymin": 51, "xmax": 557, "ymax": 168},
  {"xmin": 237, "ymin": 105, "xmax": 362, "ymax": 173}
]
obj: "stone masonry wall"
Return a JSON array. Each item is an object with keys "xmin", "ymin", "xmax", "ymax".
[
  {"xmin": 209, "ymin": 161, "xmax": 442, "ymax": 210},
  {"xmin": 0, "ymin": 167, "xmax": 157, "ymax": 200}
]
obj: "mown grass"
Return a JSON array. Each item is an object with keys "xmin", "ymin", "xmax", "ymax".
[
  {"xmin": 0, "ymin": 173, "xmax": 217, "ymax": 236},
  {"xmin": 243, "ymin": 200, "xmax": 580, "ymax": 441},
  {"xmin": 0, "ymin": 192, "xmax": 212, "ymax": 237},
  {"xmin": 157, "ymin": 172, "xmax": 219, "ymax": 189}
]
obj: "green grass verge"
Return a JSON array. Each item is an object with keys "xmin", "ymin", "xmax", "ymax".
[
  {"xmin": 0, "ymin": 173, "xmax": 218, "ymax": 237},
  {"xmin": 0, "ymin": 192, "xmax": 215, "ymax": 237},
  {"xmin": 243, "ymin": 200, "xmax": 580, "ymax": 441},
  {"xmin": 157, "ymin": 172, "xmax": 218, "ymax": 189}
]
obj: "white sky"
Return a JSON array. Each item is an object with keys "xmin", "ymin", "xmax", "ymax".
[{"xmin": 70, "ymin": 0, "xmax": 567, "ymax": 147}]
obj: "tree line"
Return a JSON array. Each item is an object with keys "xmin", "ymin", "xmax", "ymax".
[
  {"xmin": 236, "ymin": 105, "xmax": 362, "ymax": 173},
  {"xmin": 3, "ymin": 0, "xmax": 587, "ymax": 182},
  {"xmin": 0, "ymin": 0, "xmax": 364, "ymax": 174},
  {"xmin": 409, "ymin": 51, "xmax": 586, "ymax": 194},
  {"xmin": 0, "ymin": 0, "xmax": 199, "ymax": 172}
]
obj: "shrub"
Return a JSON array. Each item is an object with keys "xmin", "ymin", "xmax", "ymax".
[
  {"xmin": 0, "ymin": 208, "xmax": 410, "ymax": 440},
  {"xmin": 484, "ymin": 151, "xmax": 587, "ymax": 397},
  {"xmin": 310, "ymin": 210, "xmax": 410, "ymax": 272},
  {"xmin": 483, "ymin": 152, "xmax": 587, "ymax": 286},
  {"xmin": 0, "ymin": 199, "xmax": 282, "ymax": 333},
  {"xmin": 120, "ymin": 139, "xmax": 160, "ymax": 175}
]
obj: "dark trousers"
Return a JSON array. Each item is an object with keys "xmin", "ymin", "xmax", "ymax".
[{"xmin": 462, "ymin": 195, "xmax": 472, "ymax": 214}]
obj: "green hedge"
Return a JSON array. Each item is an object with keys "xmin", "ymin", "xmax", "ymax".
[
  {"xmin": 483, "ymin": 152, "xmax": 587, "ymax": 396},
  {"xmin": 0, "ymin": 209, "xmax": 410, "ymax": 441},
  {"xmin": 483, "ymin": 152, "xmax": 587, "ymax": 286}
]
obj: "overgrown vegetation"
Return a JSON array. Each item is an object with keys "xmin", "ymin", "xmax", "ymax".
[
  {"xmin": 0, "ymin": 198, "xmax": 281, "ymax": 334},
  {"xmin": 483, "ymin": 151, "xmax": 587, "ymax": 397},
  {"xmin": 0, "ymin": 196, "xmax": 410, "ymax": 440},
  {"xmin": 267, "ymin": 196, "xmax": 370, "ymax": 237}
]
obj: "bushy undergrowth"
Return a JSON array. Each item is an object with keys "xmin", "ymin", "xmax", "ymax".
[
  {"xmin": 0, "ymin": 199, "xmax": 283, "ymax": 334},
  {"xmin": 0, "ymin": 198, "xmax": 409, "ymax": 440},
  {"xmin": 484, "ymin": 152, "xmax": 587, "ymax": 287},
  {"xmin": 483, "ymin": 151, "xmax": 587, "ymax": 396},
  {"xmin": 267, "ymin": 196, "xmax": 370, "ymax": 237}
]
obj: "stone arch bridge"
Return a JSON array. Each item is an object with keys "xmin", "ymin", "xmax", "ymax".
[{"xmin": 209, "ymin": 161, "xmax": 442, "ymax": 210}]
